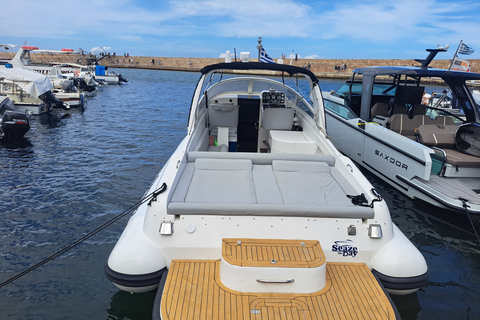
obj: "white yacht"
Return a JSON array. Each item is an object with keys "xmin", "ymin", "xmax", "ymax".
[
  {"xmin": 323, "ymin": 48, "xmax": 480, "ymax": 218},
  {"xmin": 106, "ymin": 61, "xmax": 428, "ymax": 319}
]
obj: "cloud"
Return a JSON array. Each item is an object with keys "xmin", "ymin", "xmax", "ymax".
[
  {"xmin": 5, "ymin": 0, "xmax": 479, "ymax": 43},
  {"xmin": 1, "ymin": 0, "xmax": 479, "ymax": 58},
  {"xmin": 315, "ymin": 0, "xmax": 480, "ymax": 45}
]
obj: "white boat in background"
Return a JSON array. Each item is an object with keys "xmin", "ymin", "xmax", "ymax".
[
  {"xmin": 48, "ymin": 65, "xmax": 97, "ymax": 98},
  {"xmin": 106, "ymin": 61, "xmax": 428, "ymax": 319},
  {"xmin": 0, "ymin": 67, "xmax": 63, "ymax": 114},
  {"xmin": 323, "ymin": 48, "xmax": 480, "ymax": 217},
  {"xmin": 47, "ymin": 66, "xmax": 84, "ymax": 108},
  {"xmin": 51, "ymin": 89, "xmax": 84, "ymax": 108},
  {"xmin": 3, "ymin": 45, "xmax": 127, "ymax": 85},
  {"xmin": 7, "ymin": 45, "xmax": 89, "ymax": 76},
  {"xmin": 92, "ymin": 65, "xmax": 128, "ymax": 85}
]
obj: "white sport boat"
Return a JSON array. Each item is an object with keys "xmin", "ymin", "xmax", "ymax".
[
  {"xmin": 323, "ymin": 48, "xmax": 480, "ymax": 217},
  {"xmin": 0, "ymin": 67, "xmax": 63, "ymax": 115},
  {"xmin": 92, "ymin": 65, "xmax": 128, "ymax": 85},
  {"xmin": 106, "ymin": 61, "xmax": 428, "ymax": 319}
]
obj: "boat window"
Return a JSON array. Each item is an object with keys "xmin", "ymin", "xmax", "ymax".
[
  {"xmin": 334, "ymin": 83, "xmax": 362, "ymax": 98},
  {"xmin": 373, "ymin": 83, "xmax": 396, "ymax": 96},
  {"xmin": 297, "ymin": 98, "xmax": 314, "ymax": 118},
  {"xmin": 324, "ymin": 99, "xmax": 357, "ymax": 120}
]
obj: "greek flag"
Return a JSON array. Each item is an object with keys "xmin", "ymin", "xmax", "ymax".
[
  {"xmin": 260, "ymin": 47, "xmax": 275, "ymax": 63},
  {"xmin": 459, "ymin": 43, "xmax": 474, "ymax": 55}
]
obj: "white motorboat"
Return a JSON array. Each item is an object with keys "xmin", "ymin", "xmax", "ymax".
[
  {"xmin": 4, "ymin": 45, "xmax": 127, "ymax": 85},
  {"xmin": 48, "ymin": 65, "xmax": 97, "ymax": 98},
  {"xmin": 323, "ymin": 48, "xmax": 480, "ymax": 217},
  {"xmin": 7, "ymin": 45, "xmax": 89, "ymax": 76},
  {"xmin": 0, "ymin": 67, "xmax": 62, "ymax": 115},
  {"xmin": 92, "ymin": 65, "xmax": 128, "ymax": 85},
  {"xmin": 105, "ymin": 61, "xmax": 428, "ymax": 319},
  {"xmin": 51, "ymin": 88, "xmax": 84, "ymax": 108}
]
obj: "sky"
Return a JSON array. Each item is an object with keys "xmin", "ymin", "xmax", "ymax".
[{"xmin": 1, "ymin": 0, "xmax": 479, "ymax": 60}]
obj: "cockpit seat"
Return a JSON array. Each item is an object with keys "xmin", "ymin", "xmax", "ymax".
[
  {"xmin": 371, "ymin": 102, "xmax": 389, "ymax": 118},
  {"xmin": 208, "ymin": 104, "xmax": 239, "ymax": 147}
]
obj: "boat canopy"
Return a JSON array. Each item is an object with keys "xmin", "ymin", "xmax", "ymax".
[
  {"xmin": 0, "ymin": 67, "xmax": 53, "ymax": 97},
  {"xmin": 350, "ymin": 65, "xmax": 480, "ymax": 122},
  {"xmin": 353, "ymin": 66, "xmax": 480, "ymax": 82},
  {"xmin": 201, "ymin": 62, "xmax": 319, "ymax": 85}
]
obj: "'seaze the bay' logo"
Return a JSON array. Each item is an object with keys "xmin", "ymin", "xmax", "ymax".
[{"xmin": 332, "ymin": 240, "xmax": 358, "ymax": 257}]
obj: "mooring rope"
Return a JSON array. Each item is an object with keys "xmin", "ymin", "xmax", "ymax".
[
  {"xmin": 460, "ymin": 198, "xmax": 480, "ymax": 243},
  {"xmin": 0, "ymin": 183, "xmax": 167, "ymax": 288}
]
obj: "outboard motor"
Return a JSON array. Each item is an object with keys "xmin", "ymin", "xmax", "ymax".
[
  {"xmin": 39, "ymin": 91, "xmax": 65, "ymax": 109},
  {"xmin": 61, "ymin": 79, "xmax": 78, "ymax": 93},
  {"xmin": 1, "ymin": 111, "xmax": 30, "ymax": 139},
  {"xmin": 0, "ymin": 97, "xmax": 30, "ymax": 139},
  {"xmin": 456, "ymin": 123, "xmax": 480, "ymax": 157},
  {"xmin": 118, "ymin": 73, "xmax": 128, "ymax": 83},
  {"xmin": 76, "ymin": 78, "xmax": 96, "ymax": 92}
]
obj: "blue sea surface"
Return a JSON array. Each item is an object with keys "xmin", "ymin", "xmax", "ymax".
[{"xmin": 0, "ymin": 68, "xmax": 479, "ymax": 319}]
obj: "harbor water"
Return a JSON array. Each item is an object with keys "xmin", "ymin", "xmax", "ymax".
[{"xmin": 0, "ymin": 68, "xmax": 479, "ymax": 319}]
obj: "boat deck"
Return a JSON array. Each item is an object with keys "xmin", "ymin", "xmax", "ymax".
[
  {"xmin": 160, "ymin": 261, "xmax": 396, "ymax": 319},
  {"xmin": 222, "ymin": 238, "xmax": 325, "ymax": 268},
  {"xmin": 414, "ymin": 175, "xmax": 480, "ymax": 205},
  {"xmin": 160, "ymin": 239, "xmax": 396, "ymax": 320}
]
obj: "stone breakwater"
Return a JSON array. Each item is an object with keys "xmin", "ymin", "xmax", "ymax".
[
  {"xmin": 98, "ymin": 56, "xmax": 480, "ymax": 79},
  {"xmin": 1, "ymin": 52, "xmax": 478, "ymax": 78}
]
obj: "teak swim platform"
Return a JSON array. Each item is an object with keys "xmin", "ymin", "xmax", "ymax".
[{"xmin": 159, "ymin": 239, "xmax": 396, "ymax": 320}]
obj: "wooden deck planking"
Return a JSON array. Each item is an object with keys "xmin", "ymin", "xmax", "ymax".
[
  {"xmin": 160, "ymin": 260, "xmax": 396, "ymax": 320},
  {"xmin": 222, "ymin": 239, "xmax": 325, "ymax": 268}
]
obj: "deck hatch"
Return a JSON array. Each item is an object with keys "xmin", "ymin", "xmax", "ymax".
[{"xmin": 222, "ymin": 238, "xmax": 325, "ymax": 268}]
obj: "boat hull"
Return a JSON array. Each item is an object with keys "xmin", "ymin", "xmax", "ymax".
[{"xmin": 324, "ymin": 100, "xmax": 480, "ymax": 215}]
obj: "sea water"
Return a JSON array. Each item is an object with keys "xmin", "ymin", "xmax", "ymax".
[{"xmin": 0, "ymin": 68, "xmax": 479, "ymax": 320}]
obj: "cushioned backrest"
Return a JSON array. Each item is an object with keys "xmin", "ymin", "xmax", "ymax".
[
  {"xmin": 272, "ymin": 160, "xmax": 331, "ymax": 173},
  {"xmin": 417, "ymin": 124, "xmax": 457, "ymax": 146},
  {"xmin": 262, "ymin": 107, "xmax": 294, "ymax": 130},
  {"xmin": 428, "ymin": 116, "xmax": 456, "ymax": 127},
  {"xmin": 389, "ymin": 114, "xmax": 423, "ymax": 137},
  {"xmin": 194, "ymin": 157, "xmax": 252, "ymax": 171},
  {"xmin": 391, "ymin": 103, "xmax": 408, "ymax": 115},
  {"xmin": 411, "ymin": 104, "xmax": 426, "ymax": 117},
  {"xmin": 388, "ymin": 114, "xmax": 408, "ymax": 134},
  {"xmin": 371, "ymin": 102, "xmax": 389, "ymax": 118},
  {"xmin": 208, "ymin": 104, "xmax": 239, "ymax": 127},
  {"xmin": 187, "ymin": 151, "xmax": 336, "ymax": 166}
]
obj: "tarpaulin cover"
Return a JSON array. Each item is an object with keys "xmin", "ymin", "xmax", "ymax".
[{"xmin": 0, "ymin": 67, "xmax": 53, "ymax": 97}]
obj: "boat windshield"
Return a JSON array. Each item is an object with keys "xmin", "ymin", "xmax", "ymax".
[{"xmin": 200, "ymin": 74, "xmax": 315, "ymax": 116}]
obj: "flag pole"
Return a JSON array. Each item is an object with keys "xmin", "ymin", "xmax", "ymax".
[{"xmin": 449, "ymin": 40, "xmax": 463, "ymax": 70}]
